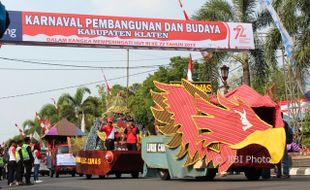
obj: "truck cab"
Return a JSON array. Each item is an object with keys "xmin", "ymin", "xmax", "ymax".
[{"xmin": 49, "ymin": 144, "xmax": 76, "ymax": 178}]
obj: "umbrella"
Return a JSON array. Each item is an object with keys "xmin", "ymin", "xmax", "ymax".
[{"xmin": 44, "ymin": 118, "xmax": 84, "ymax": 137}]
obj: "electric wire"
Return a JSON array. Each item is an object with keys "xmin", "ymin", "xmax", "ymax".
[
  {"xmin": 0, "ymin": 69, "xmax": 157, "ymax": 100},
  {"xmin": 0, "ymin": 56, "xmax": 170, "ymax": 69},
  {"xmin": 20, "ymin": 57, "xmax": 171, "ymax": 63}
]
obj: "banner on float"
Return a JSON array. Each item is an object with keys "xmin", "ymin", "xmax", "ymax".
[{"xmin": 2, "ymin": 11, "xmax": 255, "ymax": 51}]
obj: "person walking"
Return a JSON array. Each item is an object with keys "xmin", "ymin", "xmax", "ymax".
[
  {"xmin": 123, "ymin": 120, "xmax": 139, "ymax": 151},
  {"xmin": 33, "ymin": 144, "xmax": 42, "ymax": 183},
  {"xmin": 7, "ymin": 140, "xmax": 16, "ymax": 186},
  {"xmin": 22, "ymin": 137, "xmax": 34, "ymax": 185},
  {"xmin": 15, "ymin": 140, "xmax": 24, "ymax": 186},
  {"xmin": 100, "ymin": 117, "xmax": 115, "ymax": 150}
]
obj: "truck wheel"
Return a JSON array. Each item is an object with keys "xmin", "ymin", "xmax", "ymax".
[
  {"xmin": 244, "ymin": 168, "xmax": 261, "ymax": 181},
  {"xmin": 86, "ymin": 174, "xmax": 92, "ymax": 179},
  {"xmin": 205, "ymin": 169, "xmax": 217, "ymax": 181},
  {"xmin": 55, "ymin": 172, "xmax": 59, "ymax": 178},
  {"xmin": 72, "ymin": 172, "xmax": 76, "ymax": 177},
  {"xmin": 79, "ymin": 173, "xmax": 84, "ymax": 177},
  {"xmin": 159, "ymin": 169, "xmax": 170, "ymax": 180},
  {"xmin": 195, "ymin": 169, "xmax": 217, "ymax": 181},
  {"xmin": 115, "ymin": 172, "xmax": 122, "ymax": 178},
  {"xmin": 261, "ymin": 169, "xmax": 271, "ymax": 179},
  {"xmin": 131, "ymin": 172, "xmax": 139, "ymax": 178},
  {"xmin": 99, "ymin": 175, "xmax": 105, "ymax": 179}
]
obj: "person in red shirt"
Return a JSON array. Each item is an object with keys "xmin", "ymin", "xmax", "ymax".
[
  {"xmin": 100, "ymin": 117, "xmax": 115, "ymax": 150},
  {"xmin": 33, "ymin": 144, "xmax": 42, "ymax": 183},
  {"xmin": 7, "ymin": 140, "xmax": 16, "ymax": 186},
  {"xmin": 124, "ymin": 120, "xmax": 139, "ymax": 151}
]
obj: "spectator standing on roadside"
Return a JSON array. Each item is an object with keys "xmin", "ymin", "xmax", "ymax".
[
  {"xmin": 0, "ymin": 152, "xmax": 5, "ymax": 180},
  {"xmin": 277, "ymin": 113, "xmax": 293, "ymax": 178},
  {"xmin": 22, "ymin": 137, "xmax": 34, "ymax": 185},
  {"xmin": 7, "ymin": 140, "xmax": 16, "ymax": 186},
  {"xmin": 33, "ymin": 144, "xmax": 42, "ymax": 183},
  {"xmin": 15, "ymin": 140, "xmax": 24, "ymax": 186}
]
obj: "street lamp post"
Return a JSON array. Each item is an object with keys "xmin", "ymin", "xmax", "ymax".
[{"xmin": 220, "ymin": 65, "xmax": 230, "ymax": 94}]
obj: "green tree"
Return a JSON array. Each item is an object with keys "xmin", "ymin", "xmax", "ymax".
[
  {"xmin": 57, "ymin": 87, "xmax": 100, "ymax": 132},
  {"xmin": 128, "ymin": 56, "xmax": 204, "ymax": 132},
  {"xmin": 264, "ymin": 0, "xmax": 310, "ymax": 73},
  {"xmin": 22, "ymin": 119, "xmax": 42, "ymax": 135},
  {"xmin": 39, "ymin": 103, "xmax": 59, "ymax": 125},
  {"xmin": 193, "ymin": 0, "xmax": 269, "ymax": 87},
  {"xmin": 302, "ymin": 110, "xmax": 310, "ymax": 148}
]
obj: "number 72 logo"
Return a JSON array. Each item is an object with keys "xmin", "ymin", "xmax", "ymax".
[{"xmin": 233, "ymin": 25, "xmax": 247, "ymax": 39}]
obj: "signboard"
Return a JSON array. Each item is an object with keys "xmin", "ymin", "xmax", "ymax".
[
  {"xmin": 75, "ymin": 150, "xmax": 143, "ymax": 176},
  {"xmin": 146, "ymin": 143, "xmax": 166, "ymax": 153},
  {"xmin": 56, "ymin": 153, "xmax": 76, "ymax": 166},
  {"xmin": 170, "ymin": 81, "xmax": 212, "ymax": 93},
  {"xmin": 279, "ymin": 98, "xmax": 310, "ymax": 120},
  {"xmin": 2, "ymin": 11, "xmax": 255, "ymax": 51}
]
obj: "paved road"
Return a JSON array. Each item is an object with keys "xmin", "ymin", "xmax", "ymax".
[{"xmin": 1, "ymin": 175, "xmax": 310, "ymax": 190}]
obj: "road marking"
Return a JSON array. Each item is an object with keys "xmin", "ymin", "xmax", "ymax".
[{"xmin": 289, "ymin": 168, "xmax": 299, "ymax": 175}]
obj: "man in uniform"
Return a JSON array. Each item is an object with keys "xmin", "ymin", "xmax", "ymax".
[
  {"xmin": 22, "ymin": 137, "xmax": 34, "ymax": 185},
  {"xmin": 15, "ymin": 140, "xmax": 24, "ymax": 186}
]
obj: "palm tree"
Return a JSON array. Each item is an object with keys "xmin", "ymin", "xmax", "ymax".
[
  {"xmin": 22, "ymin": 119, "xmax": 41, "ymax": 135},
  {"xmin": 193, "ymin": 0, "xmax": 269, "ymax": 87},
  {"xmin": 263, "ymin": 0, "xmax": 310, "ymax": 72},
  {"xmin": 57, "ymin": 87, "xmax": 100, "ymax": 132},
  {"xmin": 39, "ymin": 103, "xmax": 59, "ymax": 125}
]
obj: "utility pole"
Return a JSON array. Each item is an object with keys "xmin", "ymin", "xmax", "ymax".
[{"xmin": 126, "ymin": 49, "xmax": 129, "ymax": 108}]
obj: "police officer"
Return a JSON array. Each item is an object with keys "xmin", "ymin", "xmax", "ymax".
[
  {"xmin": 22, "ymin": 137, "xmax": 34, "ymax": 185},
  {"xmin": 15, "ymin": 140, "xmax": 24, "ymax": 186}
]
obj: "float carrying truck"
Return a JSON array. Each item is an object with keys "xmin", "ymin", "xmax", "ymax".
[{"xmin": 142, "ymin": 80, "xmax": 286, "ymax": 180}]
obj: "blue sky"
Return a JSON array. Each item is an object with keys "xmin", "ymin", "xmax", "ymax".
[{"xmin": 0, "ymin": 0, "xmax": 207, "ymax": 141}]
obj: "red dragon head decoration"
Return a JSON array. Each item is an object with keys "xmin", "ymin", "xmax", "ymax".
[{"xmin": 151, "ymin": 80, "xmax": 285, "ymax": 172}]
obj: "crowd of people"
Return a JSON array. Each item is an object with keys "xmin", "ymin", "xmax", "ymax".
[{"xmin": 0, "ymin": 137, "xmax": 42, "ymax": 188}]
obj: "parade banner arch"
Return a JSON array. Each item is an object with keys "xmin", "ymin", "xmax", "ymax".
[{"xmin": 1, "ymin": 11, "xmax": 254, "ymax": 51}]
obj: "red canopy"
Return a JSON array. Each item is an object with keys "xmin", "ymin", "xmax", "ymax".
[{"xmin": 225, "ymin": 84, "xmax": 277, "ymax": 107}]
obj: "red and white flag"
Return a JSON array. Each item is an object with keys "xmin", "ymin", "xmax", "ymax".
[
  {"xmin": 178, "ymin": 0, "xmax": 190, "ymax": 20},
  {"xmin": 101, "ymin": 70, "xmax": 111, "ymax": 95},
  {"xmin": 177, "ymin": 0, "xmax": 210, "ymax": 62},
  {"xmin": 186, "ymin": 54, "xmax": 193, "ymax": 81},
  {"xmin": 35, "ymin": 112, "xmax": 51, "ymax": 134},
  {"xmin": 14, "ymin": 123, "xmax": 26, "ymax": 137}
]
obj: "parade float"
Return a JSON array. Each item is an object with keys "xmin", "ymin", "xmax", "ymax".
[
  {"xmin": 142, "ymin": 80, "xmax": 286, "ymax": 180},
  {"xmin": 75, "ymin": 92, "xmax": 144, "ymax": 179}
]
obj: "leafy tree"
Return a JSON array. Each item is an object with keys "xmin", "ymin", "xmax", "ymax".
[
  {"xmin": 22, "ymin": 119, "xmax": 42, "ymax": 135},
  {"xmin": 128, "ymin": 56, "xmax": 206, "ymax": 131},
  {"xmin": 193, "ymin": 0, "xmax": 269, "ymax": 87},
  {"xmin": 302, "ymin": 110, "xmax": 310, "ymax": 148},
  {"xmin": 263, "ymin": 0, "xmax": 310, "ymax": 75},
  {"xmin": 39, "ymin": 103, "xmax": 59, "ymax": 125},
  {"xmin": 57, "ymin": 87, "xmax": 100, "ymax": 131}
]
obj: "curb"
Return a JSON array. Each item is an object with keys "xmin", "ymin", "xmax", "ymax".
[{"xmin": 290, "ymin": 168, "xmax": 310, "ymax": 176}]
